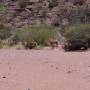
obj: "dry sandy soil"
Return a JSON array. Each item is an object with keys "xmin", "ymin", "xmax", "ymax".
[{"xmin": 0, "ymin": 48, "xmax": 90, "ymax": 90}]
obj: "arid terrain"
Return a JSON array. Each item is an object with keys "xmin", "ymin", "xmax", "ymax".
[
  {"xmin": 0, "ymin": 48, "xmax": 90, "ymax": 90},
  {"xmin": 1, "ymin": 0, "xmax": 90, "ymax": 28},
  {"xmin": 0, "ymin": 0, "xmax": 90, "ymax": 89}
]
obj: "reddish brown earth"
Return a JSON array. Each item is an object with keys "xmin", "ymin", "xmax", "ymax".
[{"xmin": 0, "ymin": 48, "xmax": 90, "ymax": 90}]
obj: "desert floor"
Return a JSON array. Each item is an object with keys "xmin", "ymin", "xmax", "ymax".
[{"xmin": 0, "ymin": 48, "xmax": 90, "ymax": 90}]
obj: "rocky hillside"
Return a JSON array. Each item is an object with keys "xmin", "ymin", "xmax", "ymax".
[{"xmin": 0, "ymin": 0, "xmax": 90, "ymax": 28}]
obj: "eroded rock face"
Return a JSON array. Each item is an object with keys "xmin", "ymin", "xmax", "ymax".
[{"xmin": 0, "ymin": 0, "xmax": 89, "ymax": 28}]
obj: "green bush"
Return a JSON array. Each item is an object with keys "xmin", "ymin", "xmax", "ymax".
[
  {"xmin": 14, "ymin": 24, "xmax": 57, "ymax": 46},
  {"xmin": 0, "ymin": 25, "xmax": 12, "ymax": 40},
  {"xmin": 62, "ymin": 24, "xmax": 90, "ymax": 49},
  {"xmin": 18, "ymin": 0, "xmax": 29, "ymax": 8},
  {"xmin": 0, "ymin": 39, "xmax": 3, "ymax": 48},
  {"xmin": 48, "ymin": 0, "xmax": 58, "ymax": 8},
  {"xmin": 0, "ymin": 3, "xmax": 5, "ymax": 13},
  {"xmin": 63, "ymin": 24, "xmax": 90, "ymax": 39}
]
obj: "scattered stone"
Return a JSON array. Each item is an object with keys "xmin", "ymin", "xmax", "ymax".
[
  {"xmin": 50, "ymin": 65, "xmax": 54, "ymax": 68},
  {"xmin": 56, "ymin": 67, "xmax": 59, "ymax": 70},
  {"xmin": 67, "ymin": 70, "xmax": 72, "ymax": 74},
  {"xmin": 28, "ymin": 88, "xmax": 31, "ymax": 90},
  {"xmin": 1, "ymin": 0, "xmax": 89, "ymax": 28},
  {"xmin": 2, "ymin": 76, "xmax": 6, "ymax": 78}
]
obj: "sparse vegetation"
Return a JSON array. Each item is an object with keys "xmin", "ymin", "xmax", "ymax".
[
  {"xmin": 0, "ymin": 3, "xmax": 5, "ymax": 13},
  {"xmin": 0, "ymin": 39, "xmax": 3, "ymax": 48},
  {"xmin": 14, "ymin": 24, "xmax": 57, "ymax": 47},
  {"xmin": 18, "ymin": 0, "xmax": 29, "ymax": 8},
  {"xmin": 0, "ymin": 0, "xmax": 90, "ymax": 51},
  {"xmin": 0, "ymin": 24, "xmax": 12, "ymax": 40},
  {"xmin": 48, "ymin": 0, "xmax": 58, "ymax": 8},
  {"xmin": 63, "ymin": 24, "xmax": 90, "ymax": 39},
  {"xmin": 62, "ymin": 24, "xmax": 90, "ymax": 51}
]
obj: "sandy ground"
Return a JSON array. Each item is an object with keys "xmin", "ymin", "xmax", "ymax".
[{"xmin": 0, "ymin": 48, "xmax": 90, "ymax": 90}]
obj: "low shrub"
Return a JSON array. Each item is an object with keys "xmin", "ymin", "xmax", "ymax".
[
  {"xmin": 18, "ymin": 0, "xmax": 29, "ymax": 8},
  {"xmin": 0, "ymin": 24, "xmax": 12, "ymax": 40},
  {"xmin": 63, "ymin": 24, "xmax": 90, "ymax": 39},
  {"xmin": 0, "ymin": 39, "xmax": 3, "ymax": 48},
  {"xmin": 48, "ymin": 0, "xmax": 58, "ymax": 8},
  {"xmin": 24, "ymin": 40, "xmax": 37, "ymax": 49},
  {"xmin": 0, "ymin": 3, "xmax": 5, "ymax": 13},
  {"xmin": 62, "ymin": 24, "xmax": 90, "ymax": 50},
  {"xmin": 14, "ymin": 24, "xmax": 57, "ymax": 47}
]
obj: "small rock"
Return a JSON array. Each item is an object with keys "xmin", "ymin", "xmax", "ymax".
[
  {"xmin": 56, "ymin": 67, "xmax": 59, "ymax": 70},
  {"xmin": 2, "ymin": 76, "xmax": 6, "ymax": 78},
  {"xmin": 28, "ymin": 89, "xmax": 31, "ymax": 90},
  {"xmin": 50, "ymin": 65, "xmax": 54, "ymax": 68},
  {"xmin": 67, "ymin": 70, "xmax": 72, "ymax": 74}
]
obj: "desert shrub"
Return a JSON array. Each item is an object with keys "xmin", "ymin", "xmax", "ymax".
[
  {"xmin": 63, "ymin": 24, "xmax": 90, "ymax": 38},
  {"xmin": 0, "ymin": 39, "xmax": 3, "ymax": 48},
  {"xmin": 48, "ymin": 0, "xmax": 58, "ymax": 8},
  {"xmin": 18, "ymin": 0, "xmax": 29, "ymax": 8},
  {"xmin": 14, "ymin": 24, "xmax": 57, "ymax": 46},
  {"xmin": 24, "ymin": 40, "xmax": 37, "ymax": 49},
  {"xmin": 62, "ymin": 24, "xmax": 90, "ymax": 50},
  {"xmin": 0, "ymin": 25, "xmax": 12, "ymax": 40},
  {"xmin": 0, "ymin": 3, "xmax": 5, "ymax": 13}
]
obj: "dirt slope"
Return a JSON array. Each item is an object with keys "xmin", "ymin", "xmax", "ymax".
[{"xmin": 0, "ymin": 0, "xmax": 90, "ymax": 27}]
